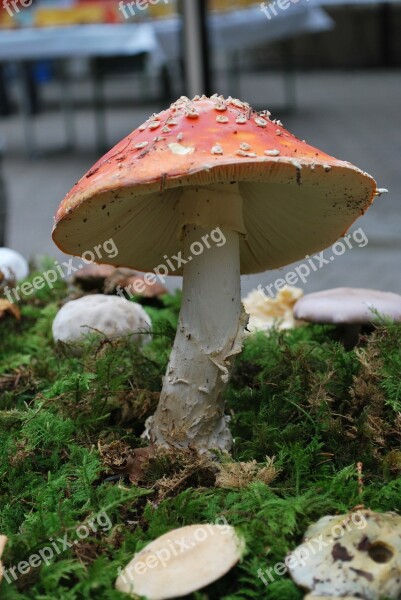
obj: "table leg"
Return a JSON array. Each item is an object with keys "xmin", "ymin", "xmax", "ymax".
[
  {"xmin": 58, "ymin": 60, "xmax": 75, "ymax": 152},
  {"xmin": 92, "ymin": 61, "xmax": 107, "ymax": 156},
  {"xmin": 280, "ymin": 40, "xmax": 297, "ymax": 114},
  {"xmin": 379, "ymin": 3, "xmax": 392, "ymax": 67},
  {"xmin": 227, "ymin": 50, "xmax": 241, "ymax": 99},
  {"xmin": 17, "ymin": 62, "xmax": 37, "ymax": 158}
]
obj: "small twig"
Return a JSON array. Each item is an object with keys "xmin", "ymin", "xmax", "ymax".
[{"xmin": 357, "ymin": 461, "xmax": 364, "ymax": 497}]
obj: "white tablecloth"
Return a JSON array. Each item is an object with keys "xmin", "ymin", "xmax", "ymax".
[
  {"xmin": 154, "ymin": 5, "xmax": 333, "ymax": 60},
  {"xmin": 0, "ymin": 23, "xmax": 163, "ymax": 68},
  {"xmin": 0, "ymin": 6, "xmax": 334, "ymax": 66}
]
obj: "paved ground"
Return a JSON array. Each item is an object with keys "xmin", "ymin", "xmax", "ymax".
[{"xmin": 1, "ymin": 70, "xmax": 400, "ymax": 296}]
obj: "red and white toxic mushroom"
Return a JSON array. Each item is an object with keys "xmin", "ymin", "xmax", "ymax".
[{"xmin": 52, "ymin": 94, "xmax": 379, "ymax": 452}]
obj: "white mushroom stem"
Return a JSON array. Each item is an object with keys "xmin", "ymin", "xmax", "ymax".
[{"xmin": 150, "ymin": 201, "xmax": 246, "ymax": 452}]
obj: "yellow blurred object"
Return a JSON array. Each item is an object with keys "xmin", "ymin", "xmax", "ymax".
[
  {"xmin": 209, "ymin": 0, "xmax": 231, "ymax": 11},
  {"xmin": 209, "ymin": 0, "xmax": 258, "ymax": 11},
  {"xmin": 34, "ymin": 5, "xmax": 108, "ymax": 27},
  {"xmin": 243, "ymin": 286, "xmax": 304, "ymax": 333},
  {"xmin": 0, "ymin": 11, "xmax": 15, "ymax": 29},
  {"xmin": 147, "ymin": 0, "xmax": 177, "ymax": 18},
  {"xmin": 237, "ymin": 0, "xmax": 260, "ymax": 7}
]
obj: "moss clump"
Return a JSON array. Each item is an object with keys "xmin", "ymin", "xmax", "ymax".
[{"xmin": 1, "ymin": 273, "xmax": 401, "ymax": 599}]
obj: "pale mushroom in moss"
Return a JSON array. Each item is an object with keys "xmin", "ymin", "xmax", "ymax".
[
  {"xmin": 52, "ymin": 294, "xmax": 151, "ymax": 347},
  {"xmin": 0, "ymin": 535, "xmax": 7, "ymax": 583},
  {"xmin": 294, "ymin": 287, "xmax": 401, "ymax": 348},
  {"xmin": 115, "ymin": 524, "xmax": 244, "ymax": 600},
  {"xmin": 0, "ymin": 247, "xmax": 29, "ymax": 281},
  {"xmin": 52, "ymin": 94, "xmax": 378, "ymax": 452},
  {"xmin": 288, "ymin": 510, "xmax": 401, "ymax": 600}
]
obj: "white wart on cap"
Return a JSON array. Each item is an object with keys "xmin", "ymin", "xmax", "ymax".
[
  {"xmin": 115, "ymin": 524, "xmax": 244, "ymax": 600},
  {"xmin": 52, "ymin": 294, "xmax": 151, "ymax": 346},
  {"xmin": 294, "ymin": 287, "xmax": 401, "ymax": 325}
]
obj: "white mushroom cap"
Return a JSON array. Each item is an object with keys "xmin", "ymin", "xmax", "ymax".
[
  {"xmin": 52, "ymin": 294, "xmax": 151, "ymax": 346},
  {"xmin": 0, "ymin": 248, "xmax": 29, "ymax": 281},
  {"xmin": 305, "ymin": 596, "xmax": 360, "ymax": 599},
  {"xmin": 0, "ymin": 535, "xmax": 7, "ymax": 583},
  {"xmin": 288, "ymin": 510, "xmax": 401, "ymax": 600},
  {"xmin": 294, "ymin": 287, "xmax": 401, "ymax": 325},
  {"xmin": 115, "ymin": 524, "xmax": 244, "ymax": 599}
]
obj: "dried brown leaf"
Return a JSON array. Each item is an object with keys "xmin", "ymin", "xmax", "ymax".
[{"xmin": 0, "ymin": 299, "xmax": 20, "ymax": 320}]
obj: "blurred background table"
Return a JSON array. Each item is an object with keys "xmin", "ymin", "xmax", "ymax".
[
  {"xmin": 0, "ymin": 3, "xmax": 334, "ymax": 155},
  {"xmin": 0, "ymin": 23, "xmax": 163, "ymax": 155}
]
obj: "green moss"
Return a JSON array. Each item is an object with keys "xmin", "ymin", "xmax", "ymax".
[{"xmin": 1, "ymin": 276, "xmax": 401, "ymax": 599}]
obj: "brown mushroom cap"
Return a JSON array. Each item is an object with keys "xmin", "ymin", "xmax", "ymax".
[
  {"xmin": 73, "ymin": 263, "xmax": 116, "ymax": 291},
  {"xmin": 294, "ymin": 287, "xmax": 401, "ymax": 325},
  {"xmin": 53, "ymin": 95, "xmax": 377, "ymax": 275}
]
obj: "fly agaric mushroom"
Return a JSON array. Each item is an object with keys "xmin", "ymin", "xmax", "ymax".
[
  {"xmin": 288, "ymin": 510, "xmax": 401, "ymax": 600},
  {"xmin": 115, "ymin": 524, "xmax": 244, "ymax": 600},
  {"xmin": 52, "ymin": 294, "xmax": 151, "ymax": 347},
  {"xmin": 294, "ymin": 287, "xmax": 401, "ymax": 348},
  {"xmin": 52, "ymin": 94, "xmax": 378, "ymax": 452}
]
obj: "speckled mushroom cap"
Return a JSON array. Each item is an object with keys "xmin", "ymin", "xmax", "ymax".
[
  {"xmin": 288, "ymin": 510, "xmax": 401, "ymax": 600},
  {"xmin": 294, "ymin": 287, "xmax": 401, "ymax": 325},
  {"xmin": 53, "ymin": 95, "xmax": 377, "ymax": 275}
]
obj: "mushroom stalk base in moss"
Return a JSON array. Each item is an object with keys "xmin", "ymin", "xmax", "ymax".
[{"xmin": 149, "ymin": 223, "xmax": 246, "ymax": 452}]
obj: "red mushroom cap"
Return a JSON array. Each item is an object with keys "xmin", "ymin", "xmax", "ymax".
[{"xmin": 53, "ymin": 95, "xmax": 377, "ymax": 275}]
